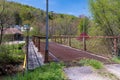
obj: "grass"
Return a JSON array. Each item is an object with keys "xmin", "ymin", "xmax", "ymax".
[
  {"xmin": 5, "ymin": 62, "xmax": 66, "ymax": 80},
  {"xmin": 70, "ymin": 38, "xmax": 111, "ymax": 57},
  {"xmin": 79, "ymin": 59, "xmax": 103, "ymax": 69},
  {"xmin": 112, "ymin": 57, "xmax": 120, "ymax": 64}
]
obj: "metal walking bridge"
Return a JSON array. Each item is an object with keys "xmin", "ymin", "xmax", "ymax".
[{"xmin": 26, "ymin": 35, "xmax": 120, "ymax": 70}]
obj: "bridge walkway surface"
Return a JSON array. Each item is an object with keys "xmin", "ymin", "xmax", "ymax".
[{"xmin": 40, "ymin": 42, "xmax": 110, "ymax": 64}]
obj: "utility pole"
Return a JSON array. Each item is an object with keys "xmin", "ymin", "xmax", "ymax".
[
  {"xmin": 83, "ymin": 17, "xmax": 86, "ymax": 51},
  {"xmin": 51, "ymin": 11, "xmax": 54, "ymax": 36},
  {"xmin": 44, "ymin": 0, "xmax": 49, "ymax": 63},
  {"xmin": 24, "ymin": 24, "xmax": 30, "ymax": 70},
  {"xmin": 26, "ymin": 28, "xmax": 29, "ymax": 70}
]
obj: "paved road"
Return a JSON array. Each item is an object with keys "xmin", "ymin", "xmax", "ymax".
[
  {"xmin": 64, "ymin": 66, "xmax": 112, "ymax": 80},
  {"xmin": 40, "ymin": 42, "xmax": 110, "ymax": 63}
]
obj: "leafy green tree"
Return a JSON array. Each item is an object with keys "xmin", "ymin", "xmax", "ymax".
[
  {"xmin": 89, "ymin": 0, "xmax": 120, "ymax": 36},
  {"xmin": 89, "ymin": 0, "xmax": 120, "ymax": 56},
  {"xmin": 78, "ymin": 16, "xmax": 90, "ymax": 34},
  {"xmin": 14, "ymin": 11, "xmax": 22, "ymax": 25},
  {"xmin": 0, "ymin": 0, "xmax": 15, "ymax": 44}
]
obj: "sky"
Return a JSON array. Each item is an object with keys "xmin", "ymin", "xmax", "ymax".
[{"xmin": 8, "ymin": 0, "xmax": 91, "ymax": 17}]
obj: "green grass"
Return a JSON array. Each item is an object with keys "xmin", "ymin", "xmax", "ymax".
[
  {"xmin": 5, "ymin": 62, "xmax": 66, "ymax": 80},
  {"xmin": 112, "ymin": 57, "xmax": 120, "ymax": 64},
  {"xmin": 70, "ymin": 38, "xmax": 112, "ymax": 57},
  {"xmin": 79, "ymin": 59, "xmax": 103, "ymax": 69}
]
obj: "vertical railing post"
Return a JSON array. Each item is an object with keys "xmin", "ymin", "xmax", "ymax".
[
  {"xmin": 63, "ymin": 36, "xmax": 65, "ymax": 44},
  {"xmin": 114, "ymin": 38, "xmax": 117, "ymax": 55},
  {"xmin": 32, "ymin": 36, "xmax": 35, "ymax": 44},
  {"xmin": 34, "ymin": 37, "xmax": 36, "ymax": 46},
  {"xmin": 38, "ymin": 38, "xmax": 40, "ymax": 52},
  {"xmin": 35, "ymin": 37, "xmax": 37, "ymax": 47},
  {"xmin": 55, "ymin": 36, "xmax": 56, "ymax": 42},
  {"xmin": 83, "ymin": 36, "xmax": 86, "ymax": 51},
  {"xmin": 60, "ymin": 35, "xmax": 62, "ymax": 44},
  {"xmin": 67, "ymin": 35, "xmax": 69, "ymax": 45},
  {"xmin": 59, "ymin": 36, "xmax": 60, "ymax": 43},
  {"xmin": 69, "ymin": 35, "xmax": 71, "ymax": 46},
  {"xmin": 37, "ymin": 37, "xmax": 39, "ymax": 48}
]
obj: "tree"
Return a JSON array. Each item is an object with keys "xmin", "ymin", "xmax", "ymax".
[
  {"xmin": 0, "ymin": 0, "xmax": 15, "ymax": 44},
  {"xmin": 0, "ymin": 0, "xmax": 5, "ymax": 44},
  {"xmin": 78, "ymin": 16, "xmax": 90, "ymax": 34},
  {"xmin": 89, "ymin": 0, "xmax": 120, "ymax": 36},
  {"xmin": 14, "ymin": 11, "xmax": 22, "ymax": 25},
  {"xmin": 89, "ymin": 0, "xmax": 120, "ymax": 56}
]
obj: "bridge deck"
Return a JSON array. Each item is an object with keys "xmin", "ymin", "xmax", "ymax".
[{"xmin": 40, "ymin": 42, "xmax": 110, "ymax": 63}]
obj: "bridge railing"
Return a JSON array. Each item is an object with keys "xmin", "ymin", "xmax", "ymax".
[{"xmin": 32, "ymin": 35, "xmax": 120, "ymax": 58}]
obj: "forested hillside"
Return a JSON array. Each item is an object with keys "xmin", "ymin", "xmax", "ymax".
[
  {"xmin": 0, "ymin": 0, "xmax": 80, "ymax": 36},
  {"xmin": 1, "ymin": 0, "xmax": 120, "ymax": 57}
]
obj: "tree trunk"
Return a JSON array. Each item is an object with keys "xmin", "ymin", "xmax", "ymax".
[{"xmin": 0, "ymin": 24, "xmax": 4, "ymax": 45}]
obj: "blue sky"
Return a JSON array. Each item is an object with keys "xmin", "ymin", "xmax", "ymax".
[{"xmin": 8, "ymin": 0, "xmax": 91, "ymax": 17}]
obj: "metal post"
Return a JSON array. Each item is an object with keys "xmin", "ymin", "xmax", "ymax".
[
  {"xmin": 44, "ymin": 0, "xmax": 49, "ymax": 63},
  {"xmin": 83, "ymin": 17, "xmax": 86, "ymax": 51},
  {"xmin": 34, "ymin": 37, "xmax": 36, "ymax": 46},
  {"xmin": 26, "ymin": 29, "xmax": 29, "ymax": 70},
  {"xmin": 51, "ymin": 11, "xmax": 54, "ymax": 37},
  {"xmin": 69, "ymin": 36, "xmax": 71, "ymax": 46},
  {"xmin": 60, "ymin": 36, "xmax": 62, "ymax": 44},
  {"xmin": 38, "ymin": 38, "xmax": 40, "ymax": 52},
  {"xmin": 114, "ymin": 38, "xmax": 117, "ymax": 55},
  {"xmin": 32, "ymin": 36, "xmax": 35, "ymax": 44},
  {"xmin": 55, "ymin": 36, "xmax": 56, "ymax": 42}
]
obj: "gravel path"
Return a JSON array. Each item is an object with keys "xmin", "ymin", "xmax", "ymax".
[
  {"xmin": 105, "ymin": 64, "xmax": 120, "ymax": 79},
  {"xmin": 64, "ymin": 66, "xmax": 111, "ymax": 80}
]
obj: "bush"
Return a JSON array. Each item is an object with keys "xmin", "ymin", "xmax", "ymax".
[
  {"xmin": 112, "ymin": 57, "xmax": 120, "ymax": 64},
  {"xmin": 5, "ymin": 62, "xmax": 66, "ymax": 80},
  {"xmin": 0, "ymin": 43, "xmax": 25, "ymax": 64},
  {"xmin": 79, "ymin": 59, "xmax": 103, "ymax": 69}
]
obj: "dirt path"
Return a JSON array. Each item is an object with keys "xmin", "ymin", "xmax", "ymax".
[
  {"xmin": 64, "ymin": 65, "xmax": 120, "ymax": 80},
  {"xmin": 40, "ymin": 42, "xmax": 110, "ymax": 63},
  {"xmin": 105, "ymin": 64, "xmax": 120, "ymax": 79}
]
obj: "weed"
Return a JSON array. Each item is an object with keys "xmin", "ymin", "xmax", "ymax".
[
  {"xmin": 112, "ymin": 57, "xmax": 120, "ymax": 64},
  {"xmin": 79, "ymin": 59, "xmax": 103, "ymax": 69}
]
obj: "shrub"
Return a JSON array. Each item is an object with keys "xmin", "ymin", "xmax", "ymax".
[
  {"xmin": 79, "ymin": 59, "xmax": 103, "ymax": 69},
  {"xmin": 5, "ymin": 62, "xmax": 66, "ymax": 80},
  {"xmin": 0, "ymin": 43, "xmax": 25, "ymax": 64},
  {"xmin": 112, "ymin": 57, "xmax": 120, "ymax": 64}
]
